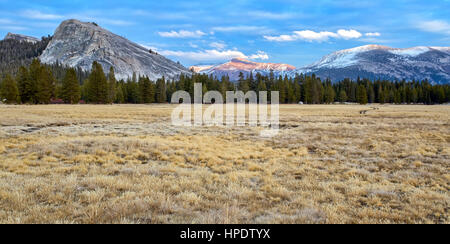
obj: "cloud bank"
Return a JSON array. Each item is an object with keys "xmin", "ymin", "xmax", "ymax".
[
  {"xmin": 264, "ymin": 29, "xmax": 367, "ymax": 42},
  {"xmin": 417, "ymin": 20, "xmax": 450, "ymax": 35},
  {"xmin": 159, "ymin": 49, "xmax": 269, "ymax": 63},
  {"xmin": 158, "ymin": 30, "xmax": 206, "ymax": 38}
]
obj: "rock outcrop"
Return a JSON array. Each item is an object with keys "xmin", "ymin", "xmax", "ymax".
[{"xmin": 4, "ymin": 33, "xmax": 39, "ymax": 43}]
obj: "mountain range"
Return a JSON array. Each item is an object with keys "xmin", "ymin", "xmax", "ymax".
[
  {"xmin": 192, "ymin": 45, "xmax": 450, "ymax": 84},
  {"xmin": 295, "ymin": 45, "xmax": 450, "ymax": 84},
  {"xmin": 2, "ymin": 19, "xmax": 450, "ymax": 84}
]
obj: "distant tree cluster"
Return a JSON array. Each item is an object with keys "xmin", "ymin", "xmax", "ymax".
[
  {"xmin": 0, "ymin": 59, "xmax": 88, "ymax": 104},
  {"xmin": 225, "ymin": 72, "xmax": 449, "ymax": 105},
  {"xmin": 0, "ymin": 36, "xmax": 52, "ymax": 77},
  {"xmin": 1, "ymin": 61, "xmax": 449, "ymax": 105}
]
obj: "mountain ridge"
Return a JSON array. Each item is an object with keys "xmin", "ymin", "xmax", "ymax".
[
  {"xmin": 190, "ymin": 58, "xmax": 296, "ymax": 81},
  {"xmin": 293, "ymin": 45, "xmax": 450, "ymax": 84},
  {"xmin": 4, "ymin": 32, "xmax": 40, "ymax": 43}
]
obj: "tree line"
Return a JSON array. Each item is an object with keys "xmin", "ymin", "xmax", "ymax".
[
  {"xmin": 1, "ymin": 60, "xmax": 449, "ymax": 105},
  {"xmin": 0, "ymin": 36, "xmax": 51, "ymax": 77}
]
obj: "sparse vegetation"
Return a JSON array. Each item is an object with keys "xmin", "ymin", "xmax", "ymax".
[{"xmin": 0, "ymin": 104, "xmax": 448, "ymax": 224}]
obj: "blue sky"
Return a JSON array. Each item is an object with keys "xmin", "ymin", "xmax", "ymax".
[{"xmin": 0, "ymin": 0, "xmax": 449, "ymax": 67}]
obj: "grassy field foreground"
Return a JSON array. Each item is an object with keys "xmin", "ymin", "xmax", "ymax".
[{"xmin": 0, "ymin": 104, "xmax": 448, "ymax": 224}]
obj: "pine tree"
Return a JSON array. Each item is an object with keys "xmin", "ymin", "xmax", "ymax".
[
  {"xmin": 309, "ymin": 75, "xmax": 322, "ymax": 104},
  {"xmin": 286, "ymin": 79, "xmax": 295, "ymax": 103},
  {"xmin": 257, "ymin": 77, "xmax": 267, "ymax": 102},
  {"xmin": 16, "ymin": 66, "xmax": 30, "ymax": 103},
  {"xmin": 324, "ymin": 84, "xmax": 335, "ymax": 104},
  {"xmin": 411, "ymin": 87, "xmax": 418, "ymax": 104},
  {"xmin": 115, "ymin": 82, "xmax": 125, "ymax": 104},
  {"xmin": 126, "ymin": 80, "xmax": 140, "ymax": 103},
  {"xmin": 0, "ymin": 74, "xmax": 19, "ymax": 104},
  {"xmin": 61, "ymin": 68, "xmax": 81, "ymax": 104},
  {"xmin": 155, "ymin": 76, "xmax": 167, "ymax": 103},
  {"xmin": 166, "ymin": 81, "xmax": 177, "ymax": 103},
  {"xmin": 139, "ymin": 76, "xmax": 155, "ymax": 103},
  {"xmin": 278, "ymin": 76, "xmax": 286, "ymax": 103},
  {"xmin": 86, "ymin": 62, "xmax": 108, "ymax": 104},
  {"xmin": 219, "ymin": 75, "xmax": 230, "ymax": 100},
  {"xmin": 107, "ymin": 67, "xmax": 116, "ymax": 103},
  {"xmin": 36, "ymin": 66, "xmax": 55, "ymax": 104},
  {"xmin": 80, "ymin": 79, "xmax": 88, "ymax": 102},
  {"xmin": 132, "ymin": 72, "xmax": 137, "ymax": 83},
  {"xmin": 248, "ymin": 71, "xmax": 256, "ymax": 91},
  {"xmin": 356, "ymin": 85, "xmax": 368, "ymax": 104},
  {"xmin": 339, "ymin": 90, "xmax": 347, "ymax": 103},
  {"xmin": 368, "ymin": 85, "xmax": 375, "ymax": 103},
  {"xmin": 293, "ymin": 79, "xmax": 301, "ymax": 103},
  {"xmin": 303, "ymin": 76, "xmax": 313, "ymax": 104},
  {"xmin": 257, "ymin": 78, "xmax": 267, "ymax": 92},
  {"xmin": 27, "ymin": 59, "xmax": 41, "ymax": 104},
  {"xmin": 237, "ymin": 72, "xmax": 249, "ymax": 93}
]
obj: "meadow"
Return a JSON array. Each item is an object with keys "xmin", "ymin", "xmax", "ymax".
[{"xmin": 0, "ymin": 104, "xmax": 448, "ymax": 224}]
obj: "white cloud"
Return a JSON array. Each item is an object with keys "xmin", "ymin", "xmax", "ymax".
[
  {"xmin": 264, "ymin": 29, "xmax": 363, "ymax": 42},
  {"xmin": 249, "ymin": 51, "xmax": 269, "ymax": 60},
  {"xmin": 264, "ymin": 34, "xmax": 296, "ymax": 42},
  {"xmin": 21, "ymin": 10, "xmax": 64, "ymax": 20},
  {"xmin": 102, "ymin": 19, "xmax": 134, "ymax": 26},
  {"xmin": 294, "ymin": 30, "xmax": 339, "ymax": 42},
  {"xmin": 138, "ymin": 43, "xmax": 159, "ymax": 51},
  {"xmin": 158, "ymin": 30, "xmax": 206, "ymax": 38},
  {"xmin": 337, "ymin": 29, "xmax": 362, "ymax": 39},
  {"xmin": 0, "ymin": 19, "xmax": 14, "ymax": 25},
  {"xmin": 365, "ymin": 32, "xmax": 381, "ymax": 37},
  {"xmin": 159, "ymin": 48, "xmax": 271, "ymax": 64},
  {"xmin": 0, "ymin": 19, "xmax": 27, "ymax": 31},
  {"xmin": 189, "ymin": 42, "xmax": 199, "ymax": 49},
  {"xmin": 417, "ymin": 20, "xmax": 450, "ymax": 35},
  {"xmin": 18, "ymin": 10, "xmax": 134, "ymax": 26},
  {"xmin": 247, "ymin": 11, "xmax": 294, "ymax": 20},
  {"xmin": 159, "ymin": 49, "xmax": 247, "ymax": 63},
  {"xmin": 209, "ymin": 42, "xmax": 226, "ymax": 50},
  {"xmin": 64, "ymin": 14, "xmax": 135, "ymax": 26},
  {"xmin": 0, "ymin": 25, "xmax": 28, "ymax": 31},
  {"xmin": 212, "ymin": 26, "xmax": 271, "ymax": 34}
]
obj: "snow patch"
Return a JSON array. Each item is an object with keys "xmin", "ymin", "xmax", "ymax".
[{"xmin": 389, "ymin": 47, "xmax": 430, "ymax": 57}]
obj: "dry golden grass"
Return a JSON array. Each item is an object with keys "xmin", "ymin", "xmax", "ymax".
[{"xmin": 0, "ymin": 104, "xmax": 448, "ymax": 224}]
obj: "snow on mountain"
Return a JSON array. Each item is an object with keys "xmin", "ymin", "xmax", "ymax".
[
  {"xmin": 293, "ymin": 45, "xmax": 450, "ymax": 84},
  {"xmin": 190, "ymin": 57, "xmax": 296, "ymax": 81},
  {"xmin": 40, "ymin": 19, "xmax": 191, "ymax": 80},
  {"xmin": 190, "ymin": 64, "xmax": 215, "ymax": 73},
  {"xmin": 431, "ymin": 47, "xmax": 450, "ymax": 54}
]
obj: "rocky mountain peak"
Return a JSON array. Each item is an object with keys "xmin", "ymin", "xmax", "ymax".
[{"xmin": 40, "ymin": 19, "xmax": 191, "ymax": 80}]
